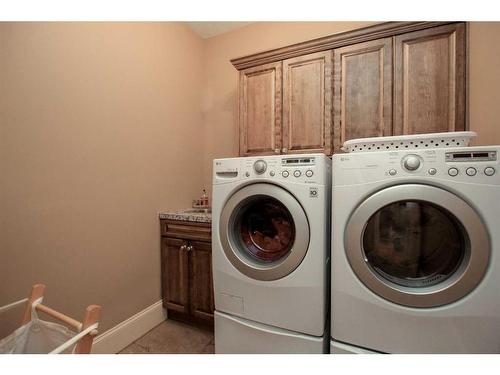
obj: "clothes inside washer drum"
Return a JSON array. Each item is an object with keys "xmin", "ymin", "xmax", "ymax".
[{"xmin": 238, "ymin": 198, "xmax": 296, "ymax": 263}]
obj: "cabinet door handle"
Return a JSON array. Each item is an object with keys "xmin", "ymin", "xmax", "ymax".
[
  {"xmin": 282, "ymin": 148, "xmax": 288, "ymax": 154},
  {"xmin": 274, "ymin": 148, "xmax": 280, "ymax": 154},
  {"xmin": 186, "ymin": 245, "xmax": 193, "ymax": 252},
  {"xmin": 180, "ymin": 245, "xmax": 187, "ymax": 251}
]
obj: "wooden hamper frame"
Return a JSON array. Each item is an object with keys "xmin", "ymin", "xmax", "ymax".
[{"xmin": 20, "ymin": 283, "xmax": 101, "ymax": 354}]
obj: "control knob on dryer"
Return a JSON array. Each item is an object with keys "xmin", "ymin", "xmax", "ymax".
[{"xmin": 402, "ymin": 154, "xmax": 421, "ymax": 171}]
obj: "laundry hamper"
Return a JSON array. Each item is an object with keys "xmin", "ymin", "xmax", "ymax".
[{"xmin": 0, "ymin": 284, "xmax": 101, "ymax": 354}]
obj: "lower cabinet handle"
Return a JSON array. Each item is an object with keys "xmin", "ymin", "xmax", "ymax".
[
  {"xmin": 180, "ymin": 245, "xmax": 187, "ymax": 251},
  {"xmin": 187, "ymin": 245, "xmax": 193, "ymax": 252}
]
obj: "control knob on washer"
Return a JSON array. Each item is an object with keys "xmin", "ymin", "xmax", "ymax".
[
  {"xmin": 253, "ymin": 160, "xmax": 267, "ymax": 174},
  {"xmin": 403, "ymin": 154, "xmax": 421, "ymax": 171}
]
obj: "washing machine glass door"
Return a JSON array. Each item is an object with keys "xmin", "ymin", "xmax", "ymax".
[
  {"xmin": 345, "ymin": 184, "xmax": 490, "ymax": 308},
  {"xmin": 219, "ymin": 183, "xmax": 310, "ymax": 281}
]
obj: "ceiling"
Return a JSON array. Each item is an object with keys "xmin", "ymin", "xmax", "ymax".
[{"xmin": 185, "ymin": 22, "xmax": 254, "ymax": 39}]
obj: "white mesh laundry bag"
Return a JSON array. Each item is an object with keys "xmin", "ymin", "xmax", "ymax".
[{"xmin": 0, "ymin": 305, "xmax": 76, "ymax": 354}]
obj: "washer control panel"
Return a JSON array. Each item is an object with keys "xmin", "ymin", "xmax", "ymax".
[
  {"xmin": 214, "ymin": 154, "xmax": 330, "ymax": 185},
  {"xmin": 279, "ymin": 156, "xmax": 318, "ymax": 181}
]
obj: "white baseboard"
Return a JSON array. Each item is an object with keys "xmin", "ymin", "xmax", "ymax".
[{"xmin": 92, "ymin": 300, "xmax": 167, "ymax": 354}]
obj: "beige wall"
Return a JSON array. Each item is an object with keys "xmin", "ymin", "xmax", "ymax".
[
  {"xmin": 0, "ymin": 22, "xmax": 204, "ymax": 336},
  {"xmin": 201, "ymin": 21, "xmax": 500, "ymax": 190},
  {"xmin": 468, "ymin": 22, "xmax": 500, "ymax": 146},
  {"xmin": 1, "ymin": 20, "xmax": 500, "ymax": 344}
]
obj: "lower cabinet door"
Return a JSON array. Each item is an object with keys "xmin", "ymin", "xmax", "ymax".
[
  {"xmin": 189, "ymin": 240, "xmax": 215, "ymax": 326},
  {"xmin": 161, "ymin": 238, "xmax": 190, "ymax": 315}
]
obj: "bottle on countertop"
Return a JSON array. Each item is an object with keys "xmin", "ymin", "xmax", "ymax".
[{"xmin": 202, "ymin": 189, "xmax": 209, "ymax": 206}]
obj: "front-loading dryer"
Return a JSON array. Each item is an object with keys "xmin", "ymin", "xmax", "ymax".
[
  {"xmin": 212, "ymin": 154, "xmax": 331, "ymax": 353},
  {"xmin": 330, "ymin": 146, "xmax": 500, "ymax": 353}
]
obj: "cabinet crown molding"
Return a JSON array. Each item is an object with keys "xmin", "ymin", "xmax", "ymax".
[{"xmin": 231, "ymin": 21, "xmax": 459, "ymax": 70}]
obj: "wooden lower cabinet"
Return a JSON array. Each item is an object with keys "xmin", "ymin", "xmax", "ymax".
[
  {"xmin": 161, "ymin": 238, "xmax": 190, "ymax": 315},
  {"xmin": 189, "ymin": 241, "xmax": 215, "ymax": 323},
  {"xmin": 160, "ymin": 220, "xmax": 214, "ymax": 329}
]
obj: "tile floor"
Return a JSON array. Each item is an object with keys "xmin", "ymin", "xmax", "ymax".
[{"xmin": 119, "ymin": 319, "xmax": 214, "ymax": 354}]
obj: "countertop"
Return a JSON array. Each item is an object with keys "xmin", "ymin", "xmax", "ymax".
[{"xmin": 159, "ymin": 210, "xmax": 212, "ymax": 224}]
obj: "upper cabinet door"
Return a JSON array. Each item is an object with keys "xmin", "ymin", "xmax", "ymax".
[
  {"xmin": 394, "ymin": 23, "xmax": 466, "ymax": 135},
  {"xmin": 282, "ymin": 51, "xmax": 333, "ymax": 155},
  {"xmin": 239, "ymin": 62, "xmax": 282, "ymax": 156},
  {"xmin": 333, "ymin": 38, "xmax": 393, "ymax": 153}
]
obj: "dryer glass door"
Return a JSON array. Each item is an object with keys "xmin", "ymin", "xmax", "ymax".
[
  {"xmin": 363, "ymin": 201, "xmax": 465, "ymax": 288},
  {"xmin": 345, "ymin": 184, "xmax": 490, "ymax": 308},
  {"xmin": 219, "ymin": 183, "xmax": 310, "ymax": 281}
]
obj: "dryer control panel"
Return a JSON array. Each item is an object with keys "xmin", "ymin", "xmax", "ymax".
[
  {"xmin": 333, "ymin": 146, "xmax": 500, "ymax": 186},
  {"xmin": 213, "ymin": 154, "xmax": 331, "ymax": 186}
]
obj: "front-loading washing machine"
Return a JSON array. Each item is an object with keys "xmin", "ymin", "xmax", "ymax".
[
  {"xmin": 330, "ymin": 145, "xmax": 500, "ymax": 353},
  {"xmin": 212, "ymin": 154, "xmax": 331, "ymax": 353}
]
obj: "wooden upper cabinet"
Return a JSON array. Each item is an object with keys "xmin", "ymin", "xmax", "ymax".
[
  {"xmin": 282, "ymin": 51, "xmax": 333, "ymax": 154},
  {"xmin": 394, "ymin": 23, "xmax": 466, "ymax": 135},
  {"xmin": 239, "ymin": 61, "xmax": 282, "ymax": 156},
  {"xmin": 233, "ymin": 22, "xmax": 468, "ymax": 156},
  {"xmin": 333, "ymin": 38, "xmax": 393, "ymax": 152}
]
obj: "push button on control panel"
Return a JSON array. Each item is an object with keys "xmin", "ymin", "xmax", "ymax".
[
  {"xmin": 466, "ymin": 167, "xmax": 477, "ymax": 176},
  {"xmin": 282, "ymin": 170, "xmax": 290, "ymax": 178},
  {"xmin": 293, "ymin": 170, "xmax": 301, "ymax": 178},
  {"xmin": 428, "ymin": 168, "xmax": 437, "ymax": 175},
  {"xmin": 269, "ymin": 170, "xmax": 275, "ymax": 177},
  {"xmin": 305, "ymin": 170, "xmax": 314, "ymax": 177},
  {"xmin": 484, "ymin": 167, "xmax": 496, "ymax": 176},
  {"xmin": 388, "ymin": 169, "xmax": 397, "ymax": 176},
  {"xmin": 448, "ymin": 167, "xmax": 459, "ymax": 177}
]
